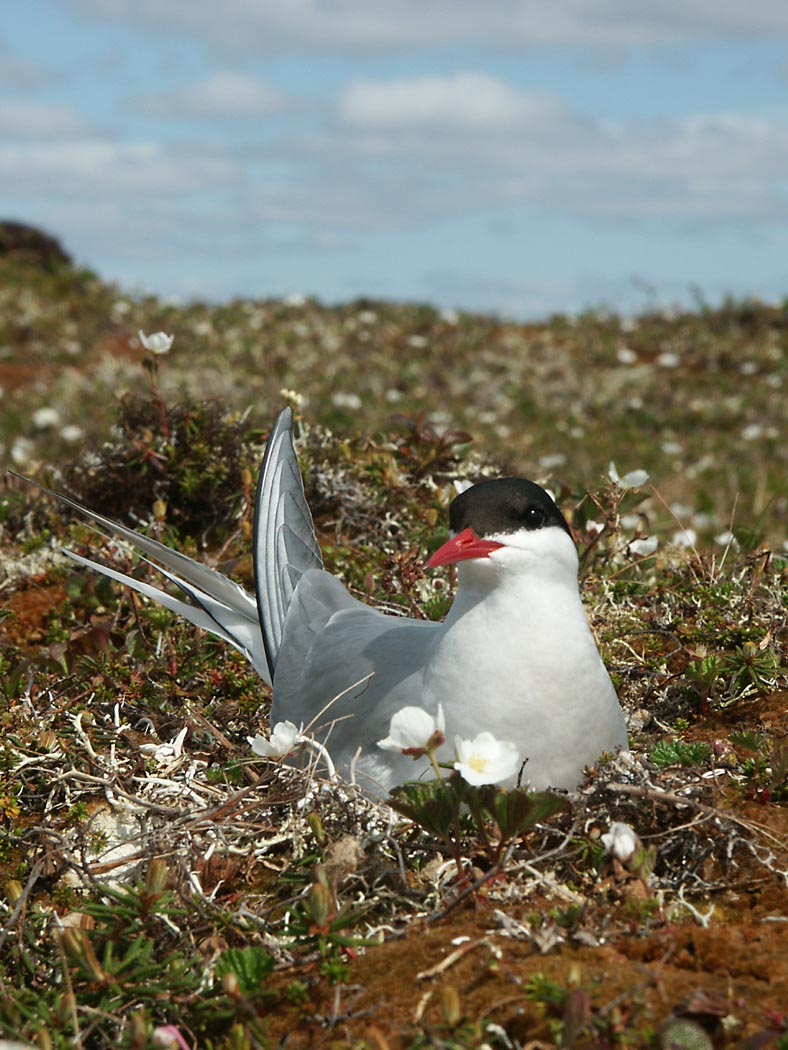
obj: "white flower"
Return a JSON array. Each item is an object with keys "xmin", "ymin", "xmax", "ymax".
[
  {"xmin": 32, "ymin": 407, "xmax": 60, "ymax": 429},
  {"xmin": 714, "ymin": 530, "xmax": 738, "ymax": 548},
  {"xmin": 10, "ymin": 437, "xmax": 34, "ymax": 466},
  {"xmin": 60, "ymin": 424, "xmax": 84, "ymax": 443},
  {"xmin": 628, "ymin": 536, "xmax": 659, "ymax": 557},
  {"xmin": 279, "ymin": 387, "xmax": 304, "ymax": 407},
  {"xmin": 249, "ymin": 720, "xmax": 305, "ymax": 758},
  {"xmin": 672, "ymin": 527, "xmax": 697, "ymax": 549},
  {"xmin": 138, "ymin": 330, "xmax": 174, "ymax": 354},
  {"xmin": 378, "ymin": 705, "xmax": 445, "ymax": 754},
  {"xmin": 151, "ymin": 1026, "xmax": 191, "ymax": 1050},
  {"xmin": 601, "ymin": 821, "xmax": 638, "ymax": 862},
  {"xmin": 250, "ymin": 721, "xmax": 338, "ymax": 778},
  {"xmin": 453, "ymin": 732, "xmax": 520, "ymax": 786},
  {"xmin": 332, "ymin": 391, "xmax": 362, "ymax": 411},
  {"xmin": 656, "ymin": 351, "xmax": 679, "ymax": 368},
  {"xmin": 538, "ymin": 452, "xmax": 566, "ymax": 470},
  {"xmin": 140, "ymin": 726, "xmax": 188, "ymax": 766},
  {"xmin": 608, "ymin": 462, "xmax": 650, "ymax": 490}
]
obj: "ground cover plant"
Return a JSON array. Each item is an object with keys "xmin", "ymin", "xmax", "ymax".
[{"xmin": 0, "ymin": 228, "xmax": 786, "ymax": 1048}]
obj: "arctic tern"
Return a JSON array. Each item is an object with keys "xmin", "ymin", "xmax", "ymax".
[{"xmin": 15, "ymin": 408, "xmax": 627, "ymax": 796}]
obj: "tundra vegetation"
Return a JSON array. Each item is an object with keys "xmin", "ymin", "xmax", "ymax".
[{"xmin": 0, "ymin": 229, "xmax": 786, "ymax": 1048}]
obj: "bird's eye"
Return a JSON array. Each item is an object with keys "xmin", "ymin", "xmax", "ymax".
[{"xmin": 524, "ymin": 506, "xmax": 546, "ymax": 529}]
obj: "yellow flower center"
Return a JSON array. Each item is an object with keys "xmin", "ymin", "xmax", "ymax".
[{"xmin": 468, "ymin": 751, "xmax": 488, "ymax": 774}]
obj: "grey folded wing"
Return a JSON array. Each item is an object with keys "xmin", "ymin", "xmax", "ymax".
[
  {"xmin": 272, "ymin": 568, "xmax": 441, "ymax": 777},
  {"xmin": 253, "ymin": 406, "xmax": 323, "ymax": 678}
]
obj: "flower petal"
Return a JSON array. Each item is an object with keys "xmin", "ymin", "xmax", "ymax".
[
  {"xmin": 138, "ymin": 329, "xmax": 174, "ymax": 354},
  {"xmin": 453, "ymin": 731, "xmax": 520, "ymax": 786},
  {"xmin": 601, "ymin": 821, "xmax": 638, "ymax": 862},
  {"xmin": 377, "ymin": 705, "xmax": 444, "ymax": 753},
  {"xmin": 249, "ymin": 720, "xmax": 304, "ymax": 758}
]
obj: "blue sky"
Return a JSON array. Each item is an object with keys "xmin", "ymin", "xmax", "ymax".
[{"xmin": 2, "ymin": 2, "xmax": 787, "ymax": 318}]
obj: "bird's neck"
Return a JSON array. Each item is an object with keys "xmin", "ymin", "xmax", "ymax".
[
  {"xmin": 425, "ymin": 558, "xmax": 601, "ymax": 721},
  {"xmin": 443, "ymin": 559, "xmax": 586, "ymax": 633}
]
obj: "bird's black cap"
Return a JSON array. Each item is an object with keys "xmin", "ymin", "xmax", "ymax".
[{"xmin": 449, "ymin": 478, "xmax": 572, "ymax": 539}]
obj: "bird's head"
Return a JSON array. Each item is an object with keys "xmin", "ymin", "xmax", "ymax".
[{"xmin": 426, "ymin": 477, "xmax": 577, "ymax": 582}]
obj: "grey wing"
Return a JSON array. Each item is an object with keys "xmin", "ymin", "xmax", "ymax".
[
  {"xmin": 10, "ymin": 470, "xmax": 270, "ymax": 682},
  {"xmin": 272, "ymin": 568, "xmax": 441, "ymax": 783},
  {"xmin": 253, "ymin": 406, "xmax": 323, "ymax": 678}
]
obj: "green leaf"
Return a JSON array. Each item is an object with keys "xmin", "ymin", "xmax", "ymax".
[
  {"xmin": 651, "ymin": 740, "xmax": 711, "ymax": 769},
  {"xmin": 388, "ymin": 778, "xmax": 462, "ymax": 839},
  {"xmin": 214, "ymin": 947, "xmax": 274, "ymax": 995},
  {"xmin": 474, "ymin": 786, "xmax": 570, "ymax": 839}
]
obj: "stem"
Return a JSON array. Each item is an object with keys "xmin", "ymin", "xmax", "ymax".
[
  {"xmin": 428, "ymin": 751, "xmax": 444, "ymax": 781},
  {"xmin": 305, "ymin": 739, "xmax": 337, "ymax": 780}
]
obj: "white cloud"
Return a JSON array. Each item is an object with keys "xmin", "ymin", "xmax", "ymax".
[
  {"xmin": 0, "ymin": 138, "xmax": 236, "ymax": 195},
  {"xmin": 137, "ymin": 72, "xmax": 286, "ymax": 120},
  {"xmin": 0, "ymin": 100, "xmax": 93, "ymax": 138},
  {"xmin": 66, "ymin": 0, "xmax": 788, "ymax": 53},
  {"xmin": 319, "ymin": 76, "xmax": 788, "ymax": 225},
  {"xmin": 338, "ymin": 73, "xmax": 549, "ymax": 128}
]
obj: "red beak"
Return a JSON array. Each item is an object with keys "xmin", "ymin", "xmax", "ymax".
[{"xmin": 426, "ymin": 527, "xmax": 505, "ymax": 569}]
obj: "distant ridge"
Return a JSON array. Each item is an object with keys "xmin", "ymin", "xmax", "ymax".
[{"xmin": 0, "ymin": 220, "xmax": 72, "ymax": 270}]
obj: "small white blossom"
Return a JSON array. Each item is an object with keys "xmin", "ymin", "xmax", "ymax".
[
  {"xmin": 742, "ymin": 423, "xmax": 764, "ymax": 441},
  {"xmin": 601, "ymin": 821, "xmax": 638, "ymax": 862},
  {"xmin": 539, "ymin": 452, "xmax": 566, "ymax": 470},
  {"xmin": 10, "ymin": 437, "xmax": 35, "ymax": 466},
  {"xmin": 670, "ymin": 501, "xmax": 692, "ymax": 519},
  {"xmin": 628, "ymin": 536, "xmax": 659, "ymax": 557},
  {"xmin": 60, "ymin": 424, "xmax": 84, "ymax": 443},
  {"xmin": 279, "ymin": 387, "xmax": 304, "ymax": 407},
  {"xmin": 672, "ymin": 527, "xmax": 697, "ymax": 549},
  {"xmin": 378, "ymin": 705, "xmax": 445, "ymax": 754},
  {"xmin": 138, "ymin": 330, "xmax": 174, "ymax": 354},
  {"xmin": 151, "ymin": 1027, "xmax": 191, "ymax": 1050},
  {"xmin": 661, "ymin": 440, "xmax": 683, "ymax": 455},
  {"xmin": 332, "ymin": 391, "xmax": 362, "ymax": 411},
  {"xmin": 140, "ymin": 726, "xmax": 188, "ymax": 766},
  {"xmin": 608, "ymin": 462, "xmax": 650, "ymax": 490},
  {"xmin": 714, "ymin": 530, "xmax": 738, "ymax": 548},
  {"xmin": 249, "ymin": 720, "xmax": 305, "ymax": 758},
  {"xmin": 453, "ymin": 732, "xmax": 520, "ymax": 786},
  {"xmin": 32, "ymin": 407, "xmax": 60, "ymax": 429},
  {"xmin": 656, "ymin": 351, "xmax": 680, "ymax": 368}
]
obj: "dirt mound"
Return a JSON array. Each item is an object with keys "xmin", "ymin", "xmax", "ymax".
[{"xmin": 0, "ymin": 219, "xmax": 72, "ymax": 269}]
